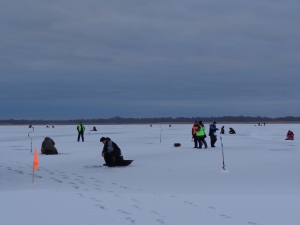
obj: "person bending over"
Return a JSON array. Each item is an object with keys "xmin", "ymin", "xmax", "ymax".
[
  {"xmin": 100, "ymin": 137, "xmax": 122, "ymax": 167},
  {"xmin": 229, "ymin": 127, "xmax": 236, "ymax": 134},
  {"xmin": 41, "ymin": 137, "xmax": 58, "ymax": 155}
]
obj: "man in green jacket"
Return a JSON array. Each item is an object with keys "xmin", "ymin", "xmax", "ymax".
[
  {"xmin": 77, "ymin": 122, "xmax": 85, "ymax": 142},
  {"xmin": 196, "ymin": 121, "xmax": 207, "ymax": 149}
]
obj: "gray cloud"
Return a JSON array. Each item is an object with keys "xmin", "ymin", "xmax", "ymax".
[{"xmin": 1, "ymin": 0, "xmax": 300, "ymax": 119}]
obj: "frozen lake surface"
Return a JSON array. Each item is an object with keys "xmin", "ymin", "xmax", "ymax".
[{"xmin": 0, "ymin": 124, "xmax": 299, "ymax": 225}]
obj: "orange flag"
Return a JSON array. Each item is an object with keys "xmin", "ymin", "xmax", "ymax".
[{"xmin": 33, "ymin": 148, "xmax": 39, "ymax": 170}]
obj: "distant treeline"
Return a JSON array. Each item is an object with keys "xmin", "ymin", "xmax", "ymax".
[{"xmin": 1, "ymin": 116, "xmax": 300, "ymax": 125}]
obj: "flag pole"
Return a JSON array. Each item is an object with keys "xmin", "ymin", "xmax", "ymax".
[
  {"xmin": 32, "ymin": 162, "xmax": 35, "ymax": 183},
  {"xmin": 32, "ymin": 148, "xmax": 39, "ymax": 183}
]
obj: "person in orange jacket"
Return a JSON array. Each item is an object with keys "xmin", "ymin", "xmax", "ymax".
[{"xmin": 192, "ymin": 121, "xmax": 199, "ymax": 148}]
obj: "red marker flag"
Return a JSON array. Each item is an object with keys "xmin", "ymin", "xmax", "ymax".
[{"xmin": 33, "ymin": 148, "xmax": 39, "ymax": 170}]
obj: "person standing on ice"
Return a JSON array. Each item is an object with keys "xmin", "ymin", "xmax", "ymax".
[
  {"xmin": 77, "ymin": 122, "xmax": 85, "ymax": 142},
  {"xmin": 100, "ymin": 137, "xmax": 122, "ymax": 167},
  {"xmin": 196, "ymin": 121, "xmax": 207, "ymax": 149},
  {"xmin": 209, "ymin": 122, "xmax": 219, "ymax": 147},
  {"xmin": 192, "ymin": 120, "xmax": 199, "ymax": 148}
]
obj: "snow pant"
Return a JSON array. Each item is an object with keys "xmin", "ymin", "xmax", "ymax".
[
  {"xmin": 197, "ymin": 136, "xmax": 207, "ymax": 148},
  {"xmin": 210, "ymin": 135, "xmax": 217, "ymax": 147},
  {"xmin": 193, "ymin": 134, "xmax": 198, "ymax": 148},
  {"xmin": 77, "ymin": 131, "xmax": 84, "ymax": 142},
  {"xmin": 103, "ymin": 153, "xmax": 123, "ymax": 166}
]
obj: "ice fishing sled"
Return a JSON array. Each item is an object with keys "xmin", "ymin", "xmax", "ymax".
[
  {"xmin": 115, "ymin": 159, "xmax": 133, "ymax": 166},
  {"xmin": 103, "ymin": 155, "xmax": 133, "ymax": 167}
]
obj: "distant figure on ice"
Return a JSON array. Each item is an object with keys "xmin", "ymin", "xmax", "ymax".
[
  {"xmin": 77, "ymin": 122, "xmax": 85, "ymax": 142},
  {"xmin": 229, "ymin": 127, "xmax": 236, "ymax": 134},
  {"xmin": 52, "ymin": 125, "xmax": 55, "ymax": 128},
  {"xmin": 220, "ymin": 126, "xmax": 225, "ymax": 134},
  {"xmin": 192, "ymin": 120, "xmax": 199, "ymax": 148},
  {"xmin": 285, "ymin": 130, "xmax": 294, "ymax": 140},
  {"xmin": 41, "ymin": 137, "xmax": 58, "ymax": 155},
  {"xmin": 29, "ymin": 124, "xmax": 32, "ymax": 128},
  {"xmin": 150, "ymin": 124, "xmax": 152, "ymax": 127},
  {"xmin": 100, "ymin": 137, "xmax": 122, "ymax": 167},
  {"xmin": 209, "ymin": 122, "xmax": 219, "ymax": 147},
  {"xmin": 92, "ymin": 126, "xmax": 97, "ymax": 131},
  {"xmin": 169, "ymin": 124, "xmax": 171, "ymax": 127},
  {"xmin": 46, "ymin": 125, "xmax": 49, "ymax": 128},
  {"xmin": 196, "ymin": 121, "xmax": 207, "ymax": 149}
]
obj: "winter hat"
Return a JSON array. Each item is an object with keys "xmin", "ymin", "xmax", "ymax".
[{"xmin": 100, "ymin": 137, "xmax": 106, "ymax": 142}]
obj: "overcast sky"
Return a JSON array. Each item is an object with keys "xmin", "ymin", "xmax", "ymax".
[{"xmin": 1, "ymin": 0, "xmax": 300, "ymax": 119}]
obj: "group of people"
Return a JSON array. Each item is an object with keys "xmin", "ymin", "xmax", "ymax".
[
  {"xmin": 192, "ymin": 121, "xmax": 236, "ymax": 148},
  {"xmin": 41, "ymin": 122, "xmax": 122, "ymax": 167},
  {"xmin": 192, "ymin": 121, "xmax": 219, "ymax": 148}
]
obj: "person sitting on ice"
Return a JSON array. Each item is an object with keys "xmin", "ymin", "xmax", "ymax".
[
  {"xmin": 100, "ymin": 137, "xmax": 122, "ymax": 167},
  {"xmin": 41, "ymin": 137, "xmax": 58, "ymax": 155},
  {"xmin": 92, "ymin": 126, "xmax": 97, "ymax": 131},
  {"xmin": 285, "ymin": 130, "xmax": 294, "ymax": 140},
  {"xmin": 229, "ymin": 127, "xmax": 236, "ymax": 134}
]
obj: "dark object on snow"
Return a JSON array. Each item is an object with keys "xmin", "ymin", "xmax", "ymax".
[
  {"xmin": 92, "ymin": 126, "xmax": 97, "ymax": 131},
  {"xmin": 52, "ymin": 125, "xmax": 54, "ymax": 128},
  {"xmin": 41, "ymin": 137, "xmax": 58, "ymax": 155},
  {"xmin": 229, "ymin": 128, "xmax": 236, "ymax": 134},
  {"xmin": 150, "ymin": 124, "xmax": 152, "ymax": 127},
  {"xmin": 100, "ymin": 137, "xmax": 133, "ymax": 167},
  {"xmin": 103, "ymin": 156, "xmax": 133, "ymax": 167},
  {"xmin": 46, "ymin": 125, "xmax": 49, "ymax": 128},
  {"xmin": 174, "ymin": 143, "xmax": 181, "ymax": 147},
  {"xmin": 29, "ymin": 124, "xmax": 32, "ymax": 128},
  {"xmin": 285, "ymin": 130, "xmax": 294, "ymax": 140},
  {"xmin": 169, "ymin": 124, "xmax": 171, "ymax": 127},
  {"xmin": 220, "ymin": 126, "xmax": 225, "ymax": 134}
]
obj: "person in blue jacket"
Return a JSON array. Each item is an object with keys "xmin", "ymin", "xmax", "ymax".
[{"xmin": 209, "ymin": 122, "xmax": 219, "ymax": 147}]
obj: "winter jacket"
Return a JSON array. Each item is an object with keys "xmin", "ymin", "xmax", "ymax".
[
  {"xmin": 102, "ymin": 137, "xmax": 122, "ymax": 156},
  {"xmin": 77, "ymin": 123, "xmax": 85, "ymax": 132},
  {"xmin": 196, "ymin": 124, "xmax": 206, "ymax": 137},
  {"xmin": 192, "ymin": 124, "xmax": 199, "ymax": 135},
  {"xmin": 41, "ymin": 137, "xmax": 58, "ymax": 155},
  {"xmin": 286, "ymin": 132, "xmax": 294, "ymax": 140},
  {"xmin": 209, "ymin": 124, "xmax": 218, "ymax": 136}
]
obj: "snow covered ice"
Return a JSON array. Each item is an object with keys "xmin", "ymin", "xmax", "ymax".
[{"xmin": 1, "ymin": 124, "xmax": 300, "ymax": 225}]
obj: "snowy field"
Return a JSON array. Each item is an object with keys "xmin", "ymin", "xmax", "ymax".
[{"xmin": 0, "ymin": 124, "xmax": 299, "ymax": 225}]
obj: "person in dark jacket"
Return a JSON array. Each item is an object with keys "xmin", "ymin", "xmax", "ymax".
[
  {"xmin": 209, "ymin": 122, "xmax": 219, "ymax": 147},
  {"xmin": 220, "ymin": 126, "xmax": 225, "ymax": 134},
  {"xmin": 192, "ymin": 121, "xmax": 199, "ymax": 148},
  {"xmin": 229, "ymin": 127, "xmax": 236, "ymax": 134},
  {"xmin": 100, "ymin": 137, "xmax": 122, "ymax": 167},
  {"xmin": 77, "ymin": 122, "xmax": 85, "ymax": 142},
  {"xmin": 92, "ymin": 126, "xmax": 97, "ymax": 131},
  {"xmin": 41, "ymin": 137, "xmax": 58, "ymax": 155}
]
